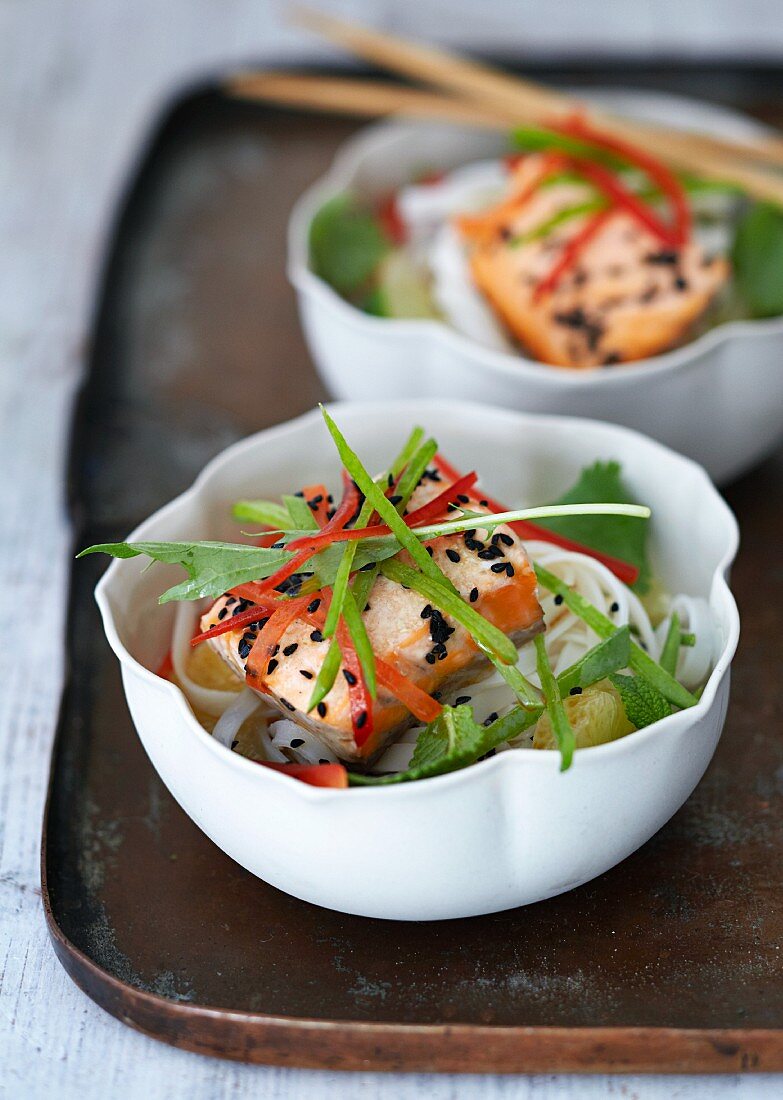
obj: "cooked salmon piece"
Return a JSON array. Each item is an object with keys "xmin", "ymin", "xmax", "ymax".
[
  {"xmin": 457, "ymin": 155, "xmax": 729, "ymax": 368},
  {"xmin": 201, "ymin": 470, "xmax": 544, "ymax": 763}
]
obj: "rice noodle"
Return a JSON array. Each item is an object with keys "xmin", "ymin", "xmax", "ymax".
[{"xmin": 212, "ymin": 687, "xmax": 263, "ymax": 748}]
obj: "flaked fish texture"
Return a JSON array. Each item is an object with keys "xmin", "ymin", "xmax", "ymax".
[
  {"xmin": 201, "ymin": 470, "xmax": 544, "ymax": 763},
  {"xmin": 459, "ymin": 154, "xmax": 729, "ymax": 368}
]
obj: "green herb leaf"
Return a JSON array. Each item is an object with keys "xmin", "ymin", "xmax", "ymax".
[
  {"xmin": 309, "ymin": 194, "xmax": 389, "ymax": 295},
  {"xmin": 535, "ymin": 461, "xmax": 651, "ymax": 592},
  {"xmin": 77, "ymin": 541, "xmax": 294, "ymax": 603},
  {"xmin": 283, "ymin": 495, "xmax": 319, "ymax": 531},
  {"xmin": 232, "ymin": 500, "xmax": 294, "ymax": 529},
  {"xmin": 610, "ymin": 673, "xmax": 671, "ymax": 729},
  {"xmin": 341, "ymin": 586, "xmax": 376, "ymax": 699},
  {"xmin": 556, "ymin": 625, "xmax": 631, "ymax": 696},
  {"xmin": 731, "ymin": 202, "xmax": 783, "ymax": 319}
]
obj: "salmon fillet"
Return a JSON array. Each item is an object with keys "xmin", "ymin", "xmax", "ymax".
[
  {"xmin": 200, "ymin": 471, "xmax": 544, "ymax": 763},
  {"xmin": 459, "ymin": 155, "xmax": 729, "ymax": 368}
]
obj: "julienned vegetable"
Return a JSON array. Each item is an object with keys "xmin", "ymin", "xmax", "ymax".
[
  {"xmin": 310, "ymin": 120, "xmax": 782, "ymax": 370},
  {"xmin": 81, "ymin": 409, "xmax": 715, "ymax": 788}
]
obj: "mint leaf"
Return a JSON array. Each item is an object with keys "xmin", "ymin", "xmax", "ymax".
[
  {"xmin": 556, "ymin": 625, "xmax": 631, "ymax": 696},
  {"xmin": 610, "ymin": 673, "xmax": 671, "ymax": 729},
  {"xmin": 731, "ymin": 202, "xmax": 783, "ymax": 319},
  {"xmin": 310, "ymin": 194, "xmax": 389, "ymax": 295},
  {"xmin": 537, "ymin": 461, "xmax": 650, "ymax": 591}
]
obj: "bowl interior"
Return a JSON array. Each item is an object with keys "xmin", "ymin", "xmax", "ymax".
[{"xmin": 100, "ymin": 401, "xmax": 739, "ymax": 693}]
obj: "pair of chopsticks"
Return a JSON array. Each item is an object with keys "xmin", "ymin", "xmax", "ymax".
[{"xmin": 226, "ymin": 7, "xmax": 783, "ymax": 206}]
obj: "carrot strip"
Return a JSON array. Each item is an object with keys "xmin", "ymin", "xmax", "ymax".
[
  {"xmin": 245, "ymin": 596, "xmax": 311, "ymax": 687},
  {"xmin": 456, "ymin": 153, "xmax": 566, "ymax": 243},
  {"xmin": 374, "ymin": 659, "xmax": 443, "ymax": 724}
]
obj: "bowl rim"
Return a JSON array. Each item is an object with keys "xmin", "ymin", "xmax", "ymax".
[
  {"xmin": 95, "ymin": 399, "xmax": 740, "ymax": 803},
  {"xmin": 287, "ymin": 87, "xmax": 783, "ymax": 389}
]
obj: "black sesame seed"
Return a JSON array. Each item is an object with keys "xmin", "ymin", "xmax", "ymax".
[
  {"xmin": 364, "ymin": 603, "xmax": 371, "ymax": 612},
  {"xmin": 388, "ymin": 494, "xmax": 402, "ymax": 506},
  {"xmin": 497, "ymin": 532, "xmax": 514, "ymax": 547},
  {"xmin": 267, "ymin": 658, "xmax": 278, "ymax": 674},
  {"xmin": 490, "ymin": 561, "xmax": 507, "ymax": 573},
  {"xmin": 610, "ymin": 601, "xmax": 620, "ymax": 613},
  {"xmin": 360, "ymin": 562, "xmax": 374, "ymax": 571},
  {"xmin": 300, "ymin": 669, "xmax": 313, "ymax": 680},
  {"xmin": 469, "ymin": 587, "xmax": 479, "ymax": 603},
  {"xmin": 479, "ymin": 500, "xmax": 488, "ymax": 507},
  {"xmin": 554, "ymin": 594, "xmax": 564, "ymax": 606},
  {"xmin": 356, "ymin": 711, "xmax": 368, "ymax": 730},
  {"xmin": 290, "ymin": 738, "xmax": 305, "ymax": 748},
  {"xmin": 674, "ymin": 275, "xmax": 688, "ymax": 291},
  {"xmin": 425, "ymin": 653, "xmax": 437, "ymax": 665},
  {"xmin": 426, "ymin": 546, "xmax": 433, "ymax": 556},
  {"xmin": 483, "ymin": 712, "xmax": 499, "ymax": 727},
  {"xmin": 420, "ymin": 604, "xmax": 433, "ymax": 619},
  {"xmin": 569, "ymin": 686, "xmax": 583, "ymax": 696},
  {"xmin": 478, "ymin": 545, "xmax": 504, "ymax": 560},
  {"xmin": 280, "ymin": 698, "xmax": 296, "ymax": 712},
  {"xmin": 446, "ymin": 548, "xmax": 460, "ymax": 563},
  {"xmin": 319, "ymin": 758, "xmax": 330, "ymax": 765},
  {"xmin": 218, "ymin": 607, "xmax": 228, "ymax": 620},
  {"xmin": 455, "ymin": 696, "xmax": 472, "ymax": 705},
  {"xmin": 505, "ymin": 562, "xmax": 515, "ymax": 577},
  {"xmin": 238, "ymin": 639, "xmax": 252, "ymax": 660},
  {"xmin": 271, "ymin": 541, "xmax": 284, "ymax": 549},
  {"xmin": 307, "ymin": 598, "xmax": 321, "ymax": 613},
  {"xmin": 310, "ymin": 494, "xmax": 323, "ymax": 505},
  {"xmin": 343, "ymin": 669, "xmax": 357, "ymax": 686},
  {"xmin": 294, "ymin": 490, "xmax": 304, "ymax": 497},
  {"xmin": 456, "ymin": 494, "xmax": 469, "ymax": 504},
  {"xmin": 387, "ymin": 473, "xmax": 395, "ymax": 487},
  {"xmin": 310, "ymin": 629, "xmax": 324, "ymax": 642},
  {"xmin": 272, "ymin": 644, "xmax": 280, "ymax": 656},
  {"xmin": 231, "ymin": 739, "xmax": 238, "ymax": 750},
  {"xmin": 283, "ymin": 643, "xmax": 298, "ymax": 656},
  {"xmin": 317, "ymin": 702, "xmax": 328, "ymax": 718}
]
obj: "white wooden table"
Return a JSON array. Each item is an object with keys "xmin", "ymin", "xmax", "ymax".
[{"xmin": 1, "ymin": 3, "xmax": 782, "ymax": 1095}]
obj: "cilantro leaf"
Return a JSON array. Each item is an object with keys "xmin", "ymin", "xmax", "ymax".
[
  {"xmin": 537, "ymin": 461, "xmax": 651, "ymax": 591},
  {"xmin": 731, "ymin": 202, "xmax": 783, "ymax": 319},
  {"xmin": 309, "ymin": 194, "xmax": 389, "ymax": 296},
  {"xmin": 610, "ymin": 673, "xmax": 671, "ymax": 729}
]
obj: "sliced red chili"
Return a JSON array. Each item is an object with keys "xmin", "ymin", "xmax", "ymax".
[
  {"xmin": 534, "ymin": 206, "xmax": 616, "ymax": 301},
  {"xmin": 335, "ymin": 620, "xmax": 374, "ymax": 746},
  {"xmin": 403, "ymin": 471, "xmax": 478, "ymax": 527},
  {"xmin": 571, "ymin": 158, "xmax": 674, "ymax": 245},
  {"xmin": 156, "ymin": 649, "xmax": 174, "ymax": 679},
  {"xmin": 378, "ymin": 193, "xmax": 406, "ymax": 245},
  {"xmin": 553, "ymin": 116, "xmax": 691, "ymax": 246},
  {"xmin": 258, "ymin": 762, "xmax": 348, "ymax": 788}
]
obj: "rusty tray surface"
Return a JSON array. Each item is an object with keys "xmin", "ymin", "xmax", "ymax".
[{"xmin": 43, "ymin": 79, "xmax": 783, "ymax": 1073}]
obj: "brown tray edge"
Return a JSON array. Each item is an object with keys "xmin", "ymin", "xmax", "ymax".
[{"xmin": 42, "ymin": 878, "xmax": 783, "ymax": 1073}]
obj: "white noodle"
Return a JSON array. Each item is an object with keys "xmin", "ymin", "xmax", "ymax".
[{"xmin": 212, "ymin": 687, "xmax": 263, "ymax": 748}]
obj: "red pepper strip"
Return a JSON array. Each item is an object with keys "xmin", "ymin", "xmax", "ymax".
[
  {"xmin": 285, "ymin": 472, "xmax": 479, "ymax": 555},
  {"xmin": 403, "ymin": 471, "xmax": 478, "ymax": 528},
  {"xmin": 284, "ymin": 476, "xmax": 360, "ymax": 554},
  {"xmin": 533, "ymin": 206, "xmax": 616, "ymax": 301},
  {"xmin": 477, "ymin": 490, "xmax": 639, "ymax": 587},
  {"xmin": 378, "ymin": 193, "xmax": 406, "ymax": 245},
  {"xmin": 156, "ymin": 649, "xmax": 174, "ymax": 679},
  {"xmin": 336, "ymin": 620, "xmax": 374, "ymax": 746},
  {"xmin": 258, "ymin": 762, "xmax": 348, "ymax": 788},
  {"xmin": 571, "ymin": 158, "xmax": 675, "ymax": 245},
  {"xmin": 552, "ymin": 116, "xmax": 691, "ymax": 246},
  {"xmin": 245, "ymin": 596, "xmax": 311, "ymax": 687},
  {"xmin": 190, "ymin": 597, "xmax": 280, "ymax": 647},
  {"xmin": 300, "ymin": 483, "xmax": 330, "ymax": 528}
]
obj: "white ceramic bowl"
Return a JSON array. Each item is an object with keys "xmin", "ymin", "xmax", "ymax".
[
  {"xmin": 95, "ymin": 400, "xmax": 739, "ymax": 921},
  {"xmin": 288, "ymin": 90, "xmax": 783, "ymax": 485}
]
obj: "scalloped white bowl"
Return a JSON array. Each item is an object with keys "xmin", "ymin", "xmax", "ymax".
[
  {"xmin": 288, "ymin": 90, "xmax": 783, "ymax": 485},
  {"xmin": 96, "ymin": 400, "xmax": 739, "ymax": 920}
]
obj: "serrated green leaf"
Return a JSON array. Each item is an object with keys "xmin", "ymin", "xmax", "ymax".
[
  {"xmin": 610, "ymin": 673, "xmax": 671, "ymax": 729},
  {"xmin": 310, "ymin": 194, "xmax": 389, "ymax": 295}
]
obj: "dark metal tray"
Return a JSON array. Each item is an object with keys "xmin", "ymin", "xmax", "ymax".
[{"xmin": 43, "ymin": 79, "xmax": 783, "ymax": 1073}]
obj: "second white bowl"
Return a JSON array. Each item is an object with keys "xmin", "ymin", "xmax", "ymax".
[{"xmin": 288, "ymin": 91, "xmax": 783, "ymax": 484}]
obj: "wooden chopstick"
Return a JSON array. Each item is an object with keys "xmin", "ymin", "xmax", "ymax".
[
  {"xmin": 226, "ymin": 72, "xmax": 506, "ymax": 129},
  {"xmin": 291, "ymin": 5, "xmax": 783, "ymax": 200},
  {"xmin": 294, "ymin": 6, "xmax": 783, "ymax": 169}
]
